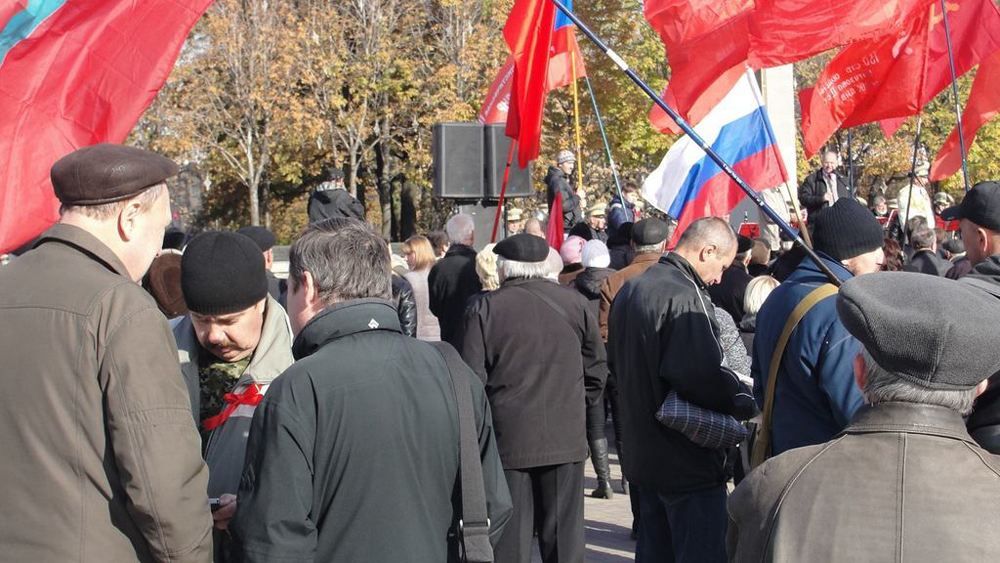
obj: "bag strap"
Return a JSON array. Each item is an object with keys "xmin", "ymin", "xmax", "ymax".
[
  {"xmin": 512, "ymin": 285, "xmax": 582, "ymax": 345},
  {"xmin": 430, "ymin": 342, "xmax": 493, "ymax": 563},
  {"xmin": 751, "ymin": 283, "xmax": 838, "ymax": 468}
]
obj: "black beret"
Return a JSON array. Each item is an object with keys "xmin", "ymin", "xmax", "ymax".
[
  {"xmin": 493, "ymin": 233, "xmax": 550, "ymax": 262},
  {"xmin": 941, "ymin": 180, "xmax": 1000, "ymax": 232},
  {"xmin": 51, "ymin": 144, "xmax": 178, "ymax": 205},
  {"xmin": 837, "ymin": 272, "xmax": 1000, "ymax": 390},
  {"xmin": 737, "ymin": 235, "xmax": 753, "ymax": 254},
  {"xmin": 632, "ymin": 218, "xmax": 669, "ymax": 245},
  {"xmin": 181, "ymin": 232, "xmax": 268, "ymax": 315},
  {"xmin": 812, "ymin": 199, "xmax": 883, "ymax": 261},
  {"xmin": 237, "ymin": 226, "xmax": 277, "ymax": 251}
]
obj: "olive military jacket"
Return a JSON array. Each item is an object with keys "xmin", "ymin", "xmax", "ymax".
[{"xmin": 0, "ymin": 224, "xmax": 212, "ymax": 562}]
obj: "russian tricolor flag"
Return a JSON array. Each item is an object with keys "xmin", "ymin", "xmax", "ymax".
[
  {"xmin": 0, "ymin": 0, "xmax": 212, "ymax": 254},
  {"xmin": 642, "ymin": 68, "xmax": 787, "ymax": 246}
]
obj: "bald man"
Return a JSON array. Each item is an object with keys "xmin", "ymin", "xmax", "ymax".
[{"xmin": 608, "ymin": 217, "xmax": 757, "ymax": 563}]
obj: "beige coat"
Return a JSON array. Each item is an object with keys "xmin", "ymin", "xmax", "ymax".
[
  {"xmin": 728, "ymin": 402, "xmax": 1000, "ymax": 563},
  {"xmin": 598, "ymin": 251, "xmax": 661, "ymax": 341},
  {"xmin": 0, "ymin": 225, "xmax": 212, "ymax": 562}
]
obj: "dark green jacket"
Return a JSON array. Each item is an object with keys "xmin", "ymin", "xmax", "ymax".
[{"xmin": 231, "ymin": 299, "xmax": 511, "ymax": 562}]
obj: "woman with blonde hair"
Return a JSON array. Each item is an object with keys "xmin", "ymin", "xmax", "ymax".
[
  {"xmin": 739, "ymin": 275, "xmax": 780, "ymax": 353},
  {"xmin": 402, "ymin": 235, "xmax": 440, "ymax": 341}
]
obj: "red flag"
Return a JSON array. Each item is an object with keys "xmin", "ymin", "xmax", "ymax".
[
  {"xmin": 0, "ymin": 0, "xmax": 212, "ymax": 254},
  {"xmin": 479, "ymin": 56, "xmax": 516, "ymax": 125},
  {"xmin": 931, "ymin": 50, "xmax": 1000, "ymax": 180},
  {"xmin": 503, "ymin": 0, "xmax": 556, "ymax": 167},
  {"xmin": 644, "ymin": 0, "xmax": 751, "ymax": 132},
  {"xmin": 546, "ymin": 192, "xmax": 564, "ymax": 251},
  {"xmin": 800, "ymin": 0, "xmax": 1000, "ymax": 157},
  {"xmin": 748, "ymin": 0, "xmax": 931, "ymax": 68},
  {"xmin": 880, "ymin": 116, "xmax": 908, "ymax": 138}
]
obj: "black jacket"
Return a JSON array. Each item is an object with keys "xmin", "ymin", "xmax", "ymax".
[
  {"xmin": 708, "ymin": 262, "xmax": 752, "ymax": 324},
  {"xmin": 460, "ymin": 277, "xmax": 608, "ymax": 469},
  {"xmin": 903, "ymin": 250, "xmax": 952, "ymax": 277},
  {"xmin": 428, "ymin": 244, "xmax": 482, "ymax": 347},
  {"xmin": 607, "ymin": 253, "xmax": 756, "ymax": 494},
  {"xmin": 963, "ymin": 257, "xmax": 1000, "ymax": 453},
  {"xmin": 571, "ymin": 266, "xmax": 615, "ymax": 322},
  {"xmin": 392, "ymin": 274, "xmax": 418, "ymax": 337},
  {"xmin": 307, "ymin": 185, "xmax": 364, "ymax": 223},
  {"xmin": 798, "ymin": 169, "xmax": 851, "ymax": 216},
  {"xmin": 231, "ymin": 300, "xmax": 512, "ymax": 562},
  {"xmin": 544, "ymin": 165, "xmax": 582, "ymax": 230}
]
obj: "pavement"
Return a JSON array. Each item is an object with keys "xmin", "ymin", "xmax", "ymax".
[{"xmin": 531, "ymin": 435, "xmax": 637, "ymax": 562}]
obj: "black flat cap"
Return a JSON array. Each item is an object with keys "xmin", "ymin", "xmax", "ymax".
[
  {"xmin": 237, "ymin": 226, "xmax": 277, "ymax": 251},
  {"xmin": 837, "ymin": 272, "xmax": 1000, "ymax": 390},
  {"xmin": 51, "ymin": 144, "xmax": 178, "ymax": 205},
  {"xmin": 941, "ymin": 180, "xmax": 1000, "ymax": 232},
  {"xmin": 494, "ymin": 233, "xmax": 550, "ymax": 262},
  {"xmin": 632, "ymin": 218, "xmax": 669, "ymax": 245}
]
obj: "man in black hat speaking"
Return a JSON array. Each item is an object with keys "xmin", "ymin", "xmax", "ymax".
[
  {"xmin": 0, "ymin": 144, "xmax": 212, "ymax": 561},
  {"xmin": 461, "ymin": 233, "xmax": 607, "ymax": 563},
  {"xmin": 728, "ymin": 272, "xmax": 1000, "ymax": 562}
]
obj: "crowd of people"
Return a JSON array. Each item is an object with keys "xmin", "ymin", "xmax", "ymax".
[{"xmin": 1, "ymin": 142, "xmax": 1000, "ymax": 563}]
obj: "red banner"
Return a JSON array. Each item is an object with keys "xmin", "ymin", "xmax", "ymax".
[
  {"xmin": 479, "ymin": 56, "xmax": 515, "ymax": 125},
  {"xmin": 748, "ymin": 0, "xmax": 930, "ymax": 68},
  {"xmin": 503, "ymin": 0, "xmax": 556, "ymax": 167},
  {"xmin": 801, "ymin": 0, "xmax": 1000, "ymax": 157}
]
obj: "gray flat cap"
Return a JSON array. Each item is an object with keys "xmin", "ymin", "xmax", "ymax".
[
  {"xmin": 51, "ymin": 144, "xmax": 178, "ymax": 205},
  {"xmin": 837, "ymin": 272, "xmax": 1000, "ymax": 390}
]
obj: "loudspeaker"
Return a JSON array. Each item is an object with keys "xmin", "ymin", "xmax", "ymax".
[
  {"xmin": 433, "ymin": 123, "xmax": 484, "ymax": 199},
  {"xmin": 484, "ymin": 124, "xmax": 533, "ymax": 199}
]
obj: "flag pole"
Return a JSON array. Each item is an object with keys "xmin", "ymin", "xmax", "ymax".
[
  {"xmin": 571, "ymin": 56, "xmax": 586, "ymax": 199},
  {"xmin": 491, "ymin": 142, "xmax": 517, "ymax": 243},
  {"xmin": 583, "ymin": 75, "xmax": 626, "ymax": 212},
  {"xmin": 940, "ymin": 0, "xmax": 971, "ymax": 192},
  {"xmin": 902, "ymin": 115, "xmax": 923, "ymax": 246},
  {"xmin": 550, "ymin": 0, "xmax": 841, "ymax": 285},
  {"xmin": 847, "ymin": 129, "xmax": 855, "ymax": 197}
]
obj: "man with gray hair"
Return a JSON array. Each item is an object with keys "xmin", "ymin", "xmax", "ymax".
[
  {"xmin": 461, "ymin": 233, "xmax": 607, "ymax": 563},
  {"xmin": 231, "ymin": 218, "xmax": 511, "ymax": 561},
  {"xmin": 728, "ymin": 272, "xmax": 1000, "ymax": 562},
  {"xmin": 429, "ymin": 213, "xmax": 482, "ymax": 346},
  {"xmin": 609, "ymin": 216, "xmax": 755, "ymax": 563}
]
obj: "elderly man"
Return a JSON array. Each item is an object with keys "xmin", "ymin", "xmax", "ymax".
[
  {"xmin": 941, "ymin": 181, "xmax": 1000, "ymax": 452},
  {"xmin": 608, "ymin": 217, "xmax": 756, "ymax": 563},
  {"xmin": 461, "ymin": 233, "xmax": 607, "ymax": 563},
  {"xmin": 752, "ymin": 199, "xmax": 885, "ymax": 461},
  {"xmin": 799, "ymin": 149, "xmax": 851, "ymax": 216},
  {"xmin": 506, "ymin": 207, "xmax": 525, "ymax": 235},
  {"xmin": 231, "ymin": 218, "xmax": 511, "ymax": 561},
  {"xmin": 729, "ymin": 272, "xmax": 1000, "ymax": 562},
  {"xmin": 172, "ymin": 231, "xmax": 294, "ymax": 555},
  {"xmin": 428, "ymin": 213, "xmax": 482, "ymax": 346},
  {"xmin": 586, "ymin": 201, "xmax": 609, "ymax": 242},
  {"xmin": 544, "ymin": 149, "xmax": 584, "ymax": 230},
  {"xmin": 0, "ymin": 144, "xmax": 212, "ymax": 561}
]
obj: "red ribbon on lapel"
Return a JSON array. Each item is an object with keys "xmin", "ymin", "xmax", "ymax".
[{"xmin": 202, "ymin": 383, "xmax": 264, "ymax": 431}]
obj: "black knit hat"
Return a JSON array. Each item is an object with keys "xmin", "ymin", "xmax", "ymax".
[
  {"xmin": 181, "ymin": 232, "xmax": 268, "ymax": 315},
  {"xmin": 811, "ymin": 199, "xmax": 884, "ymax": 261},
  {"xmin": 837, "ymin": 272, "xmax": 1000, "ymax": 390}
]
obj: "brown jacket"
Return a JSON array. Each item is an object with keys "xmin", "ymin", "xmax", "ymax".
[
  {"xmin": 728, "ymin": 402, "xmax": 1000, "ymax": 562},
  {"xmin": 0, "ymin": 225, "xmax": 213, "ymax": 562},
  {"xmin": 598, "ymin": 252, "xmax": 662, "ymax": 340}
]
